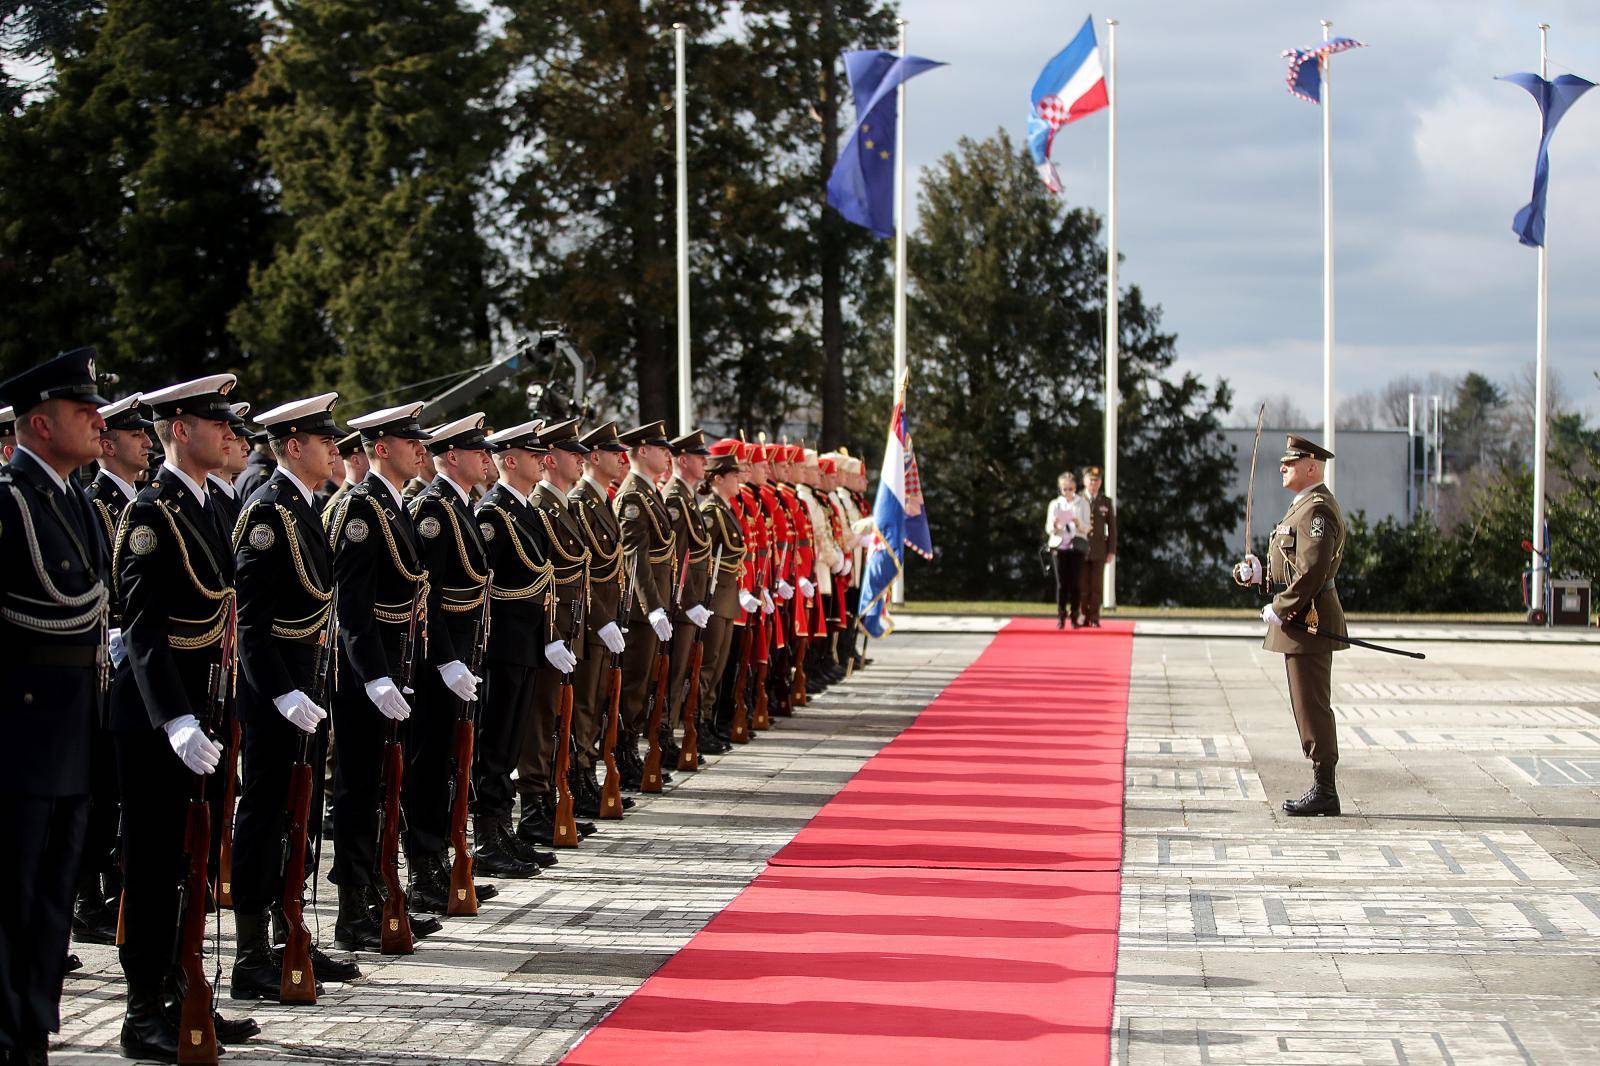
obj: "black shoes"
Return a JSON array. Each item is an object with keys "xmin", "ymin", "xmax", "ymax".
[
  {"xmin": 232, "ymin": 908, "xmax": 323, "ymax": 1002},
  {"xmin": 1284, "ymin": 763, "xmax": 1341, "ymax": 817},
  {"xmin": 119, "ymin": 983, "xmax": 178, "ymax": 1063},
  {"xmin": 407, "ymin": 861, "xmax": 450, "ymax": 915},
  {"xmin": 72, "ymin": 891, "xmax": 118, "ymax": 945},
  {"xmin": 473, "ymin": 821, "xmax": 539, "ymax": 878},
  {"xmin": 333, "ymin": 884, "xmax": 381, "ymax": 952}
]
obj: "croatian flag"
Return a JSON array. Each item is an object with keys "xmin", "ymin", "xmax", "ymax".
[
  {"xmin": 1281, "ymin": 36, "xmax": 1364, "ymax": 103},
  {"xmin": 856, "ymin": 388, "xmax": 933, "ymax": 638},
  {"xmin": 1027, "ymin": 16, "xmax": 1108, "ymax": 193}
]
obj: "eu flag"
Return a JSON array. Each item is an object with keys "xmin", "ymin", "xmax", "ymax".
[{"xmin": 826, "ymin": 50, "xmax": 946, "ymax": 238}]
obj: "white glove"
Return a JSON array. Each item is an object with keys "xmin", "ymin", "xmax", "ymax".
[
  {"xmin": 273, "ymin": 688, "xmax": 327, "ymax": 734},
  {"xmin": 108, "ymin": 627, "xmax": 127, "ymax": 668},
  {"xmin": 1261, "ymin": 603, "xmax": 1282, "ymax": 627},
  {"xmin": 685, "ymin": 604, "xmax": 711, "ymax": 628},
  {"xmin": 438, "ymin": 660, "xmax": 481, "ymax": 701},
  {"xmin": 776, "ymin": 579, "xmax": 795, "ymax": 601},
  {"xmin": 841, "ymin": 558, "xmax": 852, "ymax": 577},
  {"xmin": 738, "ymin": 589, "xmax": 760, "ymax": 614},
  {"xmin": 761, "ymin": 590, "xmax": 776, "ymax": 615},
  {"xmin": 597, "ymin": 621, "xmax": 626, "ymax": 655},
  {"xmin": 1233, "ymin": 554, "xmax": 1262, "ymax": 586},
  {"xmin": 543, "ymin": 640, "xmax": 577, "ymax": 674},
  {"xmin": 798, "ymin": 578, "xmax": 815, "ymax": 599},
  {"xmin": 648, "ymin": 607, "xmax": 672, "ymax": 641},
  {"xmin": 163, "ymin": 715, "xmax": 222, "ymax": 774},
  {"xmin": 365, "ymin": 677, "xmax": 412, "ymax": 721}
]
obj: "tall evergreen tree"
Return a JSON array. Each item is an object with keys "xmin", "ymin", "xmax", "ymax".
[
  {"xmin": 231, "ymin": 0, "xmax": 503, "ymax": 405},
  {"xmin": 883, "ymin": 130, "xmax": 1240, "ymax": 604},
  {"xmin": 0, "ymin": 0, "xmax": 270, "ymax": 382}
]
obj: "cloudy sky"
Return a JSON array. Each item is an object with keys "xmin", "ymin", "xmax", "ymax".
[{"xmin": 891, "ymin": 0, "xmax": 1600, "ymax": 421}]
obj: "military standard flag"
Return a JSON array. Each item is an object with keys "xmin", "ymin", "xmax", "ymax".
[{"xmin": 855, "ymin": 384, "xmax": 932, "ymax": 639}]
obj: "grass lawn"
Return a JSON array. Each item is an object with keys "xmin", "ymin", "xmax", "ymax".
[{"xmin": 897, "ymin": 601, "xmax": 1530, "ymax": 625}]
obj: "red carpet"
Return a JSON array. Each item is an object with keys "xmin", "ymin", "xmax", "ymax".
[{"xmin": 565, "ymin": 619, "xmax": 1131, "ymax": 1066}]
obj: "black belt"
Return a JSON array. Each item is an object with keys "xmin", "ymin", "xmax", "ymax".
[{"xmin": 17, "ymin": 644, "xmax": 101, "ymax": 669}]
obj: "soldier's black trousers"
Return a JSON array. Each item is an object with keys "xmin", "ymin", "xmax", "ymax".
[
  {"xmin": 0, "ymin": 791, "xmax": 86, "ymax": 1050},
  {"xmin": 114, "ymin": 727, "xmax": 204, "ymax": 988},
  {"xmin": 232, "ymin": 712, "xmax": 328, "ymax": 914},
  {"xmin": 79, "ymin": 725, "xmax": 120, "ymax": 897},
  {"xmin": 404, "ymin": 663, "xmax": 459, "ymax": 862},
  {"xmin": 474, "ymin": 659, "xmax": 535, "ymax": 824},
  {"xmin": 330, "ymin": 685, "xmax": 384, "ymax": 889}
]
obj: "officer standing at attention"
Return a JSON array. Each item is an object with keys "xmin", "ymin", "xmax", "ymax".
[
  {"xmin": 568, "ymin": 422, "xmax": 629, "ymax": 807},
  {"xmin": 228, "ymin": 393, "xmax": 363, "ymax": 999},
  {"xmin": 695, "ymin": 449, "xmax": 753, "ymax": 744},
  {"xmin": 0, "ymin": 349, "xmax": 110, "ymax": 1066},
  {"xmin": 320, "ymin": 433, "xmax": 367, "ymax": 523},
  {"xmin": 1080, "ymin": 466, "xmax": 1117, "ymax": 628},
  {"xmin": 613, "ymin": 422, "xmax": 678, "ymax": 773},
  {"xmin": 405, "ymin": 414, "xmax": 493, "ymax": 913},
  {"xmin": 112, "ymin": 374, "xmax": 260, "ymax": 1060},
  {"xmin": 664, "ymin": 430, "xmax": 715, "ymax": 759},
  {"xmin": 1234, "ymin": 434, "xmax": 1347, "ymax": 817},
  {"xmin": 206, "ymin": 403, "xmax": 251, "ymax": 531},
  {"xmin": 325, "ymin": 402, "xmax": 439, "ymax": 950}
]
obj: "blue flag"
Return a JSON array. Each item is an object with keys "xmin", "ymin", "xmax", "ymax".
[
  {"xmin": 1281, "ymin": 36, "xmax": 1364, "ymax": 103},
  {"xmin": 1496, "ymin": 72, "xmax": 1595, "ymax": 248},
  {"xmin": 826, "ymin": 50, "xmax": 946, "ymax": 238}
]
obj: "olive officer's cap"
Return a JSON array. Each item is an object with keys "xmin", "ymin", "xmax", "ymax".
[
  {"xmin": 705, "ymin": 452, "xmax": 740, "ymax": 476},
  {"xmin": 142, "ymin": 374, "xmax": 237, "ymax": 422},
  {"xmin": 348, "ymin": 401, "xmax": 431, "ymax": 442},
  {"xmin": 537, "ymin": 417, "xmax": 590, "ymax": 454},
  {"xmin": 336, "ymin": 431, "xmax": 364, "ymax": 456},
  {"xmin": 426, "ymin": 412, "xmax": 489, "ymax": 453},
  {"xmin": 668, "ymin": 428, "xmax": 710, "ymax": 456},
  {"xmin": 1280, "ymin": 434, "xmax": 1334, "ymax": 464},
  {"xmin": 618, "ymin": 420, "xmax": 670, "ymax": 448},
  {"xmin": 99, "ymin": 394, "xmax": 155, "ymax": 432},
  {"xmin": 0, "ymin": 347, "xmax": 110, "ymax": 414},
  {"xmin": 578, "ymin": 420, "xmax": 627, "ymax": 452},
  {"xmin": 487, "ymin": 419, "xmax": 546, "ymax": 453},
  {"xmin": 1083, "ymin": 465, "xmax": 1102, "ymax": 478},
  {"xmin": 254, "ymin": 393, "xmax": 340, "ymax": 439}
]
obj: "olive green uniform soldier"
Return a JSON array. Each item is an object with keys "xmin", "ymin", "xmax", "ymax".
[
  {"xmin": 613, "ymin": 422, "xmax": 677, "ymax": 785},
  {"xmin": 1080, "ymin": 465, "xmax": 1117, "ymax": 627},
  {"xmin": 663, "ymin": 430, "xmax": 715, "ymax": 758},
  {"xmin": 1235, "ymin": 434, "xmax": 1347, "ymax": 817}
]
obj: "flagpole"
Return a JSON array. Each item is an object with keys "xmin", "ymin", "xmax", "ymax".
[
  {"xmin": 1531, "ymin": 21, "xmax": 1551, "ymax": 616},
  {"xmin": 1102, "ymin": 17, "xmax": 1119, "ymax": 611},
  {"xmin": 673, "ymin": 22, "xmax": 693, "ymax": 432},
  {"xmin": 1320, "ymin": 18, "xmax": 1336, "ymax": 492},
  {"xmin": 892, "ymin": 17, "xmax": 909, "ymax": 607}
]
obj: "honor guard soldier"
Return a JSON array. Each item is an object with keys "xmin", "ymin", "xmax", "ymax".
[
  {"xmin": 111, "ymin": 374, "xmax": 261, "ymax": 1060},
  {"xmin": 320, "ymin": 432, "xmax": 367, "ymax": 524},
  {"xmin": 74, "ymin": 394, "xmax": 154, "ymax": 946},
  {"xmin": 664, "ymin": 430, "xmax": 716, "ymax": 757},
  {"xmin": 613, "ymin": 422, "xmax": 678, "ymax": 778},
  {"xmin": 469, "ymin": 421, "xmax": 553, "ymax": 878},
  {"xmin": 228, "ymin": 393, "xmax": 363, "ymax": 1000},
  {"xmin": 233, "ymin": 430, "xmax": 276, "ymax": 502},
  {"xmin": 206, "ymin": 403, "xmax": 251, "ymax": 531},
  {"xmin": 516, "ymin": 418, "xmax": 586, "ymax": 847},
  {"xmin": 0, "ymin": 349, "xmax": 110, "ymax": 1066},
  {"xmin": 568, "ymin": 422, "xmax": 630, "ymax": 809},
  {"xmin": 696, "ymin": 449, "xmax": 755, "ymax": 748},
  {"xmin": 796, "ymin": 450, "xmax": 843, "ymax": 691},
  {"xmin": 405, "ymin": 414, "xmax": 493, "ymax": 912},
  {"xmin": 1081, "ymin": 466, "xmax": 1117, "ymax": 628},
  {"xmin": 326, "ymin": 402, "xmax": 439, "ymax": 951},
  {"xmin": 1234, "ymin": 434, "xmax": 1347, "ymax": 817}
]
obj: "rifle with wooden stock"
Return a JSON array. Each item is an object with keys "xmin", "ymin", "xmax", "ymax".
[
  {"xmin": 552, "ymin": 567, "xmax": 585, "ymax": 847},
  {"xmin": 447, "ymin": 573, "xmax": 492, "ymax": 913},
  {"xmin": 377, "ymin": 588, "xmax": 423, "ymax": 955},
  {"xmin": 676, "ymin": 546, "xmax": 722, "ymax": 772},
  {"xmin": 278, "ymin": 603, "xmax": 336, "ymax": 1004},
  {"xmin": 216, "ymin": 715, "xmax": 240, "ymax": 910},
  {"xmin": 175, "ymin": 596, "xmax": 236, "ymax": 1064},
  {"xmin": 597, "ymin": 555, "xmax": 637, "ymax": 819},
  {"xmin": 641, "ymin": 548, "xmax": 689, "ymax": 792}
]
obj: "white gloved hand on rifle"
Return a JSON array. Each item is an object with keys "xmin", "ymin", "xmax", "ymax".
[
  {"xmin": 685, "ymin": 604, "xmax": 711, "ymax": 628},
  {"xmin": 365, "ymin": 677, "xmax": 411, "ymax": 721},
  {"xmin": 798, "ymin": 578, "xmax": 815, "ymax": 599},
  {"xmin": 273, "ymin": 688, "xmax": 327, "ymax": 734},
  {"xmin": 648, "ymin": 607, "xmax": 672, "ymax": 641},
  {"xmin": 738, "ymin": 589, "xmax": 760, "ymax": 615},
  {"xmin": 543, "ymin": 640, "xmax": 577, "ymax": 674},
  {"xmin": 438, "ymin": 660, "xmax": 481, "ymax": 701},
  {"xmin": 760, "ymin": 589, "xmax": 776, "ymax": 615},
  {"xmin": 775, "ymin": 579, "xmax": 794, "ymax": 601},
  {"xmin": 597, "ymin": 621, "xmax": 626, "ymax": 655},
  {"xmin": 164, "ymin": 715, "xmax": 222, "ymax": 774}
]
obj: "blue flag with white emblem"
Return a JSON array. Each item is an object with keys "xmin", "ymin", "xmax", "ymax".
[
  {"xmin": 1496, "ymin": 72, "xmax": 1594, "ymax": 248},
  {"xmin": 826, "ymin": 50, "xmax": 946, "ymax": 239}
]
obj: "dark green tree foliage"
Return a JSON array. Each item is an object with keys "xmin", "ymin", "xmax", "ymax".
[
  {"xmin": 889, "ymin": 130, "xmax": 1240, "ymax": 603},
  {"xmin": 231, "ymin": 0, "xmax": 502, "ymax": 403},
  {"xmin": 0, "ymin": 0, "xmax": 97, "ymax": 110},
  {"xmin": 0, "ymin": 0, "xmax": 269, "ymax": 381}
]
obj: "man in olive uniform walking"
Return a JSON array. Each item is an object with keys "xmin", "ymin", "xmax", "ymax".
[
  {"xmin": 1235, "ymin": 434, "xmax": 1347, "ymax": 817},
  {"xmin": 1081, "ymin": 466, "xmax": 1116, "ymax": 627}
]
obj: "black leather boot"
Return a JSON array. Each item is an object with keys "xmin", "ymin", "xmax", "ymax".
[
  {"xmin": 573, "ymin": 766, "xmax": 602, "ymax": 818},
  {"xmin": 232, "ymin": 907, "xmax": 312, "ymax": 1001},
  {"xmin": 473, "ymin": 819, "xmax": 538, "ymax": 877},
  {"xmin": 407, "ymin": 859, "xmax": 449, "ymax": 914},
  {"xmin": 1283, "ymin": 762, "xmax": 1341, "ymax": 817},
  {"xmin": 307, "ymin": 944, "xmax": 362, "ymax": 984},
  {"xmin": 334, "ymin": 882, "xmax": 381, "ymax": 952},
  {"xmin": 119, "ymin": 978, "xmax": 179, "ymax": 1062},
  {"xmin": 498, "ymin": 822, "xmax": 557, "ymax": 868},
  {"xmin": 72, "ymin": 882, "xmax": 118, "ymax": 945}
]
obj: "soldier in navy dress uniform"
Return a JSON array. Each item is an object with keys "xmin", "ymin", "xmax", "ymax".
[
  {"xmin": 109, "ymin": 374, "xmax": 262, "ymax": 1061},
  {"xmin": 71, "ymin": 394, "xmax": 153, "ymax": 948},
  {"xmin": 227, "ymin": 393, "xmax": 363, "ymax": 999},
  {"xmin": 319, "ymin": 433, "xmax": 367, "ymax": 524},
  {"xmin": 0, "ymin": 349, "xmax": 110, "ymax": 1066},
  {"xmin": 468, "ymin": 421, "xmax": 553, "ymax": 877},
  {"xmin": 0, "ymin": 405, "xmax": 17, "ymax": 464},
  {"xmin": 404, "ymin": 413, "xmax": 494, "ymax": 912},
  {"xmin": 325, "ymin": 402, "xmax": 441, "ymax": 951},
  {"xmin": 204, "ymin": 402, "xmax": 251, "ymax": 533}
]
